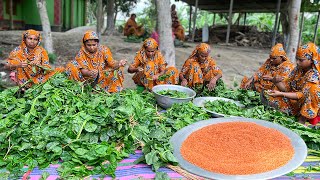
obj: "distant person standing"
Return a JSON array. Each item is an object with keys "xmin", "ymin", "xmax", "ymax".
[
  {"xmin": 171, "ymin": 4, "xmax": 185, "ymax": 43},
  {"xmin": 123, "ymin": 14, "xmax": 145, "ymax": 37},
  {"xmin": 171, "ymin": 4, "xmax": 178, "ymax": 22}
]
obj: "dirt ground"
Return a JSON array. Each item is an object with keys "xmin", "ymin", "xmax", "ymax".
[{"xmin": 0, "ymin": 26, "xmax": 270, "ymax": 89}]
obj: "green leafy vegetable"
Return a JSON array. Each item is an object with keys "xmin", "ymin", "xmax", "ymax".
[{"xmin": 157, "ymin": 90, "xmax": 187, "ymax": 98}]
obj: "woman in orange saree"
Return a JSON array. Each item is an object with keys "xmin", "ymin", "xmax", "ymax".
[
  {"xmin": 179, "ymin": 43, "xmax": 222, "ymax": 91},
  {"xmin": 65, "ymin": 30, "xmax": 126, "ymax": 93},
  {"xmin": 172, "ymin": 20, "xmax": 185, "ymax": 41},
  {"xmin": 128, "ymin": 38, "xmax": 179, "ymax": 90},
  {"xmin": 4, "ymin": 29, "xmax": 61, "ymax": 88},
  {"xmin": 240, "ymin": 43, "xmax": 294, "ymax": 92},
  {"xmin": 123, "ymin": 14, "xmax": 145, "ymax": 37},
  {"xmin": 266, "ymin": 42, "xmax": 320, "ymax": 125}
]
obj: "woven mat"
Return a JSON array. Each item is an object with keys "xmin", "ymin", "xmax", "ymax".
[{"xmin": 7, "ymin": 150, "xmax": 319, "ymax": 180}]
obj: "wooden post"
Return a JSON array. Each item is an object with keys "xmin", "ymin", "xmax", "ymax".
[
  {"xmin": 9, "ymin": 0, "xmax": 13, "ymax": 30},
  {"xmin": 191, "ymin": 0, "xmax": 198, "ymax": 42},
  {"xmin": 226, "ymin": 0, "xmax": 234, "ymax": 44},
  {"xmin": 271, "ymin": 0, "xmax": 281, "ymax": 47},
  {"xmin": 244, "ymin": 12, "xmax": 246, "ymax": 26},
  {"xmin": 313, "ymin": 11, "xmax": 320, "ymax": 44},
  {"xmin": 188, "ymin": 5, "xmax": 192, "ymax": 34},
  {"xmin": 298, "ymin": 11, "xmax": 304, "ymax": 45},
  {"xmin": 213, "ymin": 13, "xmax": 216, "ymax": 26}
]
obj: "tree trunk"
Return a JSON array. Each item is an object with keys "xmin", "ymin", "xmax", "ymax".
[
  {"xmin": 36, "ymin": 0, "xmax": 54, "ymax": 54},
  {"xmin": 103, "ymin": 1, "xmax": 114, "ymax": 35},
  {"xmin": 287, "ymin": 0, "xmax": 301, "ymax": 61},
  {"xmin": 280, "ymin": 11, "xmax": 289, "ymax": 49},
  {"xmin": 155, "ymin": 0, "xmax": 175, "ymax": 66},
  {"xmin": 96, "ymin": 0, "xmax": 103, "ymax": 37}
]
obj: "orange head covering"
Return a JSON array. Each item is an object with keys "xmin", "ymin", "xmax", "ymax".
[
  {"xmin": 136, "ymin": 38, "xmax": 159, "ymax": 64},
  {"xmin": 82, "ymin": 30, "xmax": 99, "ymax": 44},
  {"xmin": 142, "ymin": 38, "xmax": 158, "ymax": 50},
  {"xmin": 188, "ymin": 43, "xmax": 211, "ymax": 59},
  {"xmin": 22, "ymin": 29, "xmax": 41, "ymax": 47},
  {"xmin": 80, "ymin": 30, "xmax": 100, "ymax": 58},
  {"xmin": 270, "ymin": 43, "xmax": 289, "ymax": 61},
  {"xmin": 297, "ymin": 42, "xmax": 320, "ymax": 73}
]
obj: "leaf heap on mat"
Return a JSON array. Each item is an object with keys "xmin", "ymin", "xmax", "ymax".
[{"xmin": 0, "ymin": 74, "xmax": 319, "ymax": 179}]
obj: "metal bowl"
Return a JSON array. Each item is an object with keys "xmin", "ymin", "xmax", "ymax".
[
  {"xmin": 152, "ymin": 84, "xmax": 196, "ymax": 109},
  {"xmin": 193, "ymin": 97, "xmax": 244, "ymax": 117}
]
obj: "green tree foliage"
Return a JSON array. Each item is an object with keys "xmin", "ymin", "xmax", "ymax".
[
  {"xmin": 136, "ymin": 1, "xmax": 157, "ymax": 31},
  {"xmin": 115, "ymin": 0, "xmax": 138, "ymax": 17},
  {"xmin": 87, "ymin": 0, "xmax": 138, "ymax": 25}
]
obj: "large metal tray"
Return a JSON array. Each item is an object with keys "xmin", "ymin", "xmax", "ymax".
[
  {"xmin": 193, "ymin": 97, "xmax": 244, "ymax": 117},
  {"xmin": 170, "ymin": 117, "xmax": 307, "ymax": 180}
]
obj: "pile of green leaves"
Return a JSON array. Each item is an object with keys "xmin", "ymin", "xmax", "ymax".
[
  {"xmin": 204, "ymin": 100, "xmax": 243, "ymax": 116},
  {"xmin": 0, "ymin": 73, "xmax": 159, "ymax": 178},
  {"xmin": 135, "ymin": 102, "xmax": 210, "ymax": 172},
  {"xmin": 0, "ymin": 74, "xmax": 319, "ymax": 179},
  {"xmin": 196, "ymin": 79, "xmax": 262, "ymax": 106},
  {"xmin": 157, "ymin": 90, "xmax": 188, "ymax": 98}
]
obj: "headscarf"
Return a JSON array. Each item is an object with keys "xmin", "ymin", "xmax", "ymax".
[
  {"xmin": 81, "ymin": 30, "xmax": 100, "ymax": 58},
  {"xmin": 136, "ymin": 38, "xmax": 160, "ymax": 65},
  {"xmin": 16, "ymin": 29, "xmax": 44, "ymax": 63},
  {"xmin": 82, "ymin": 30, "xmax": 99, "ymax": 44},
  {"xmin": 270, "ymin": 43, "xmax": 289, "ymax": 61},
  {"xmin": 296, "ymin": 42, "xmax": 320, "ymax": 73},
  {"xmin": 21, "ymin": 29, "xmax": 41, "ymax": 48},
  {"xmin": 142, "ymin": 37, "xmax": 158, "ymax": 50},
  {"xmin": 188, "ymin": 43, "xmax": 211, "ymax": 59}
]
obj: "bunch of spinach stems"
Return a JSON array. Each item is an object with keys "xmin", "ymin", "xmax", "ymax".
[{"xmin": 0, "ymin": 74, "xmax": 319, "ymax": 179}]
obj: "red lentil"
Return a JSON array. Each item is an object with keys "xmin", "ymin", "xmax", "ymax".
[{"xmin": 180, "ymin": 122, "xmax": 295, "ymax": 175}]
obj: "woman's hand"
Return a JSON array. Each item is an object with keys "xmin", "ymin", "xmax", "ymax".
[
  {"xmin": 181, "ymin": 79, "xmax": 188, "ymax": 86},
  {"xmin": 17, "ymin": 62, "xmax": 28, "ymax": 68},
  {"xmin": 272, "ymin": 76, "xmax": 284, "ymax": 83},
  {"xmin": 137, "ymin": 67, "xmax": 144, "ymax": 72},
  {"xmin": 262, "ymin": 75, "xmax": 273, "ymax": 81},
  {"xmin": 266, "ymin": 90, "xmax": 283, "ymax": 97},
  {"xmin": 243, "ymin": 78, "xmax": 253, "ymax": 89},
  {"xmin": 119, "ymin": 59, "xmax": 127, "ymax": 67},
  {"xmin": 207, "ymin": 78, "xmax": 217, "ymax": 91},
  {"xmin": 29, "ymin": 60, "xmax": 40, "ymax": 66},
  {"xmin": 152, "ymin": 74, "xmax": 159, "ymax": 81},
  {"xmin": 90, "ymin": 69, "xmax": 99, "ymax": 79}
]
